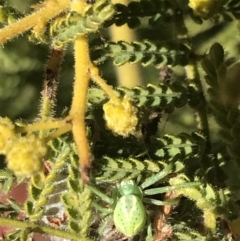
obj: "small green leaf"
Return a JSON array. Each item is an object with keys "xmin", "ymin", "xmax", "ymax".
[
  {"xmin": 114, "ymin": 54, "xmax": 131, "ymax": 66},
  {"xmin": 201, "ymin": 58, "xmax": 217, "ymax": 82},
  {"xmin": 68, "ymin": 179, "xmax": 80, "ymax": 193},
  {"xmin": 127, "ymin": 17, "xmax": 140, "ymax": 29},
  {"xmin": 7, "ymin": 229, "xmax": 21, "ymax": 240},
  {"xmin": 209, "ymin": 43, "xmax": 224, "ymax": 68},
  {"xmin": 7, "ymin": 198, "xmax": 22, "ymax": 212},
  {"xmin": 24, "ymin": 201, "xmax": 34, "ymax": 215},
  {"xmin": 69, "ymin": 220, "xmax": 81, "ymax": 233},
  {"xmin": 29, "ymin": 184, "xmax": 42, "ymax": 200},
  {"xmin": 0, "ymin": 170, "xmax": 13, "ymax": 179},
  {"xmin": 3, "ymin": 177, "xmax": 13, "ymax": 193},
  {"xmin": 61, "ymin": 193, "xmax": 78, "ymax": 208},
  {"xmin": 20, "ymin": 228, "xmax": 31, "ymax": 241},
  {"xmin": 29, "ymin": 209, "xmax": 44, "ymax": 220}
]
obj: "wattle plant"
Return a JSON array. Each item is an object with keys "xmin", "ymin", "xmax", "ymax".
[{"xmin": 0, "ymin": 0, "xmax": 240, "ymax": 240}]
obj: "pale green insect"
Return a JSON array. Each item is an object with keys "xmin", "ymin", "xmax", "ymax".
[{"xmin": 88, "ymin": 164, "xmax": 200, "ymax": 237}]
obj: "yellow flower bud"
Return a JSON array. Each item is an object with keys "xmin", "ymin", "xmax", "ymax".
[
  {"xmin": 203, "ymin": 210, "xmax": 216, "ymax": 230},
  {"xmin": 103, "ymin": 96, "xmax": 138, "ymax": 137},
  {"xmin": 6, "ymin": 134, "xmax": 47, "ymax": 176},
  {"xmin": 188, "ymin": 0, "xmax": 223, "ymax": 18},
  {"xmin": 0, "ymin": 117, "xmax": 15, "ymax": 154}
]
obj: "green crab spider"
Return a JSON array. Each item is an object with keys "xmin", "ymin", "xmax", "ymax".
[{"xmin": 88, "ymin": 163, "xmax": 200, "ymax": 238}]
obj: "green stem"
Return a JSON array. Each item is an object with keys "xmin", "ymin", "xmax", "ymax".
[
  {"xmin": 185, "ymin": 63, "xmax": 210, "ymax": 141},
  {"xmin": 0, "ymin": 217, "xmax": 92, "ymax": 240}
]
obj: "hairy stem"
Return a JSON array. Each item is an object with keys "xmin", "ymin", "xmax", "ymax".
[
  {"xmin": 70, "ymin": 35, "xmax": 92, "ymax": 183},
  {"xmin": 0, "ymin": 0, "xmax": 70, "ymax": 44},
  {"xmin": 39, "ymin": 48, "xmax": 64, "ymax": 138},
  {"xmin": 90, "ymin": 65, "xmax": 120, "ymax": 104},
  {"xmin": 16, "ymin": 119, "xmax": 71, "ymax": 133},
  {"xmin": 40, "ymin": 48, "xmax": 64, "ymax": 119}
]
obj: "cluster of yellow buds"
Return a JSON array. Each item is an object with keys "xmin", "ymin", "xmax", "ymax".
[
  {"xmin": 103, "ymin": 96, "xmax": 138, "ymax": 137},
  {"xmin": 0, "ymin": 117, "xmax": 47, "ymax": 176}
]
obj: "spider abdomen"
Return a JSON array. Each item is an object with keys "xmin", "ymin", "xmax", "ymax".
[{"xmin": 113, "ymin": 194, "xmax": 146, "ymax": 237}]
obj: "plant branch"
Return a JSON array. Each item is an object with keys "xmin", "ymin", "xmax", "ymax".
[
  {"xmin": 16, "ymin": 119, "xmax": 71, "ymax": 134},
  {"xmin": 0, "ymin": 0, "xmax": 70, "ymax": 44},
  {"xmin": 0, "ymin": 217, "xmax": 91, "ymax": 240},
  {"xmin": 185, "ymin": 63, "xmax": 210, "ymax": 139},
  {"xmin": 90, "ymin": 65, "xmax": 121, "ymax": 104},
  {"xmin": 69, "ymin": 0, "xmax": 93, "ymax": 183}
]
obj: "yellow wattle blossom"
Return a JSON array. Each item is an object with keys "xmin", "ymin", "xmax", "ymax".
[
  {"xmin": 188, "ymin": 0, "xmax": 223, "ymax": 18},
  {"xmin": 0, "ymin": 117, "xmax": 16, "ymax": 154},
  {"xmin": 6, "ymin": 134, "xmax": 47, "ymax": 176},
  {"xmin": 103, "ymin": 96, "xmax": 138, "ymax": 137}
]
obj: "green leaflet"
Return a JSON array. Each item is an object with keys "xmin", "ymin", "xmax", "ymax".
[
  {"xmin": 51, "ymin": 0, "xmax": 115, "ymax": 48},
  {"xmin": 88, "ymin": 82, "xmax": 188, "ymax": 109},
  {"xmin": 0, "ymin": 3, "xmax": 23, "ymax": 25},
  {"xmin": 92, "ymin": 40, "xmax": 190, "ymax": 68},
  {"xmin": 202, "ymin": 43, "xmax": 240, "ymax": 169},
  {"xmin": 106, "ymin": 0, "xmax": 176, "ymax": 28}
]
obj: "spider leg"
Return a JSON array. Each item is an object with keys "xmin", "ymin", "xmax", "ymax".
[
  {"xmin": 143, "ymin": 181, "xmax": 200, "ymax": 196},
  {"xmin": 140, "ymin": 162, "xmax": 174, "ymax": 190},
  {"xmin": 143, "ymin": 198, "xmax": 179, "ymax": 206},
  {"xmin": 88, "ymin": 185, "xmax": 113, "ymax": 205},
  {"xmin": 92, "ymin": 202, "xmax": 113, "ymax": 214}
]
